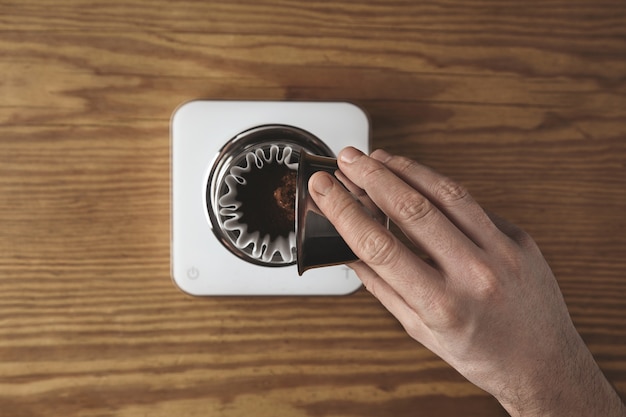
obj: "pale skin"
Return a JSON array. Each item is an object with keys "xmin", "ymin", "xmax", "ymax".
[{"xmin": 308, "ymin": 146, "xmax": 626, "ymax": 417}]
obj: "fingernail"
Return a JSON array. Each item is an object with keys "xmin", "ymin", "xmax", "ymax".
[
  {"xmin": 371, "ymin": 149, "xmax": 392, "ymax": 163},
  {"xmin": 309, "ymin": 172, "xmax": 334, "ymax": 196},
  {"xmin": 339, "ymin": 146, "xmax": 364, "ymax": 164}
]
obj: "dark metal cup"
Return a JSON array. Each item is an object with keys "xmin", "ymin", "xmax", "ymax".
[{"xmin": 296, "ymin": 151, "xmax": 387, "ymax": 275}]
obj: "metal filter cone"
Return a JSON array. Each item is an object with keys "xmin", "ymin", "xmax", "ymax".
[{"xmin": 218, "ymin": 144, "xmax": 298, "ymax": 263}]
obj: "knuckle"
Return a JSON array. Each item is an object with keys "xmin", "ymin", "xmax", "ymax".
[
  {"xmin": 424, "ymin": 294, "xmax": 465, "ymax": 331},
  {"xmin": 392, "ymin": 193, "xmax": 434, "ymax": 223},
  {"xmin": 393, "ymin": 155, "xmax": 420, "ymax": 177},
  {"xmin": 499, "ymin": 244, "xmax": 526, "ymax": 273},
  {"xmin": 357, "ymin": 229, "xmax": 398, "ymax": 267},
  {"xmin": 467, "ymin": 257, "xmax": 502, "ymax": 301},
  {"xmin": 512, "ymin": 228, "xmax": 536, "ymax": 251},
  {"xmin": 489, "ymin": 213, "xmax": 538, "ymax": 252},
  {"xmin": 434, "ymin": 177, "xmax": 469, "ymax": 204}
]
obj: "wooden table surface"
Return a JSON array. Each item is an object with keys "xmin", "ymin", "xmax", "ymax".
[{"xmin": 1, "ymin": 1, "xmax": 625, "ymax": 416}]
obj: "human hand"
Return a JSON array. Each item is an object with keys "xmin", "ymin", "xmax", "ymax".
[{"xmin": 308, "ymin": 147, "xmax": 625, "ymax": 417}]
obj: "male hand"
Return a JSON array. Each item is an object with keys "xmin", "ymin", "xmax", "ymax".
[{"xmin": 308, "ymin": 146, "xmax": 625, "ymax": 417}]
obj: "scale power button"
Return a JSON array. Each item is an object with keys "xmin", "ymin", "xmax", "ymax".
[{"xmin": 187, "ymin": 267, "xmax": 200, "ymax": 280}]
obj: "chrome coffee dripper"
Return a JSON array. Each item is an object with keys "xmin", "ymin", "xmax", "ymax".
[{"xmin": 206, "ymin": 125, "xmax": 334, "ymax": 267}]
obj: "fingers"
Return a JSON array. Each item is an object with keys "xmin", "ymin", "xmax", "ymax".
[
  {"xmin": 308, "ymin": 171, "xmax": 443, "ymax": 314},
  {"xmin": 369, "ymin": 149, "xmax": 503, "ymax": 251},
  {"xmin": 336, "ymin": 147, "xmax": 482, "ymax": 274},
  {"xmin": 349, "ymin": 261, "xmax": 434, "ymax": 345},
  {"xmin": 334, "ymin": 169, "xmax": 386, "ymax": 224}
]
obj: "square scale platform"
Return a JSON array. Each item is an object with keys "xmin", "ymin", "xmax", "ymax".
[{"xmin": 171, "ymin": 100, "xmax": 370, "ymax": 296}]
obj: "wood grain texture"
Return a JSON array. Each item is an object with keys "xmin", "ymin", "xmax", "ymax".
[{"xmin": 1, "ymin": 0, "xmax": 625, "ymax": 416}]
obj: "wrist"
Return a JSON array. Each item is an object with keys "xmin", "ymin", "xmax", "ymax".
[{"xmin": 495, "ymin": 333, "xmax": 625, "ymax": 417}]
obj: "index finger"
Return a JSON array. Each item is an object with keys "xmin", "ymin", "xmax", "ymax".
[{"xmin": 308, "ymin": 171, "xmax": 444, "ymax": 313}]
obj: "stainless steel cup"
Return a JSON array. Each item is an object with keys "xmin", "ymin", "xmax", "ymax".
[{"xmin": 296, "ymin": 151, "xmax": 387, "ymax": 275}]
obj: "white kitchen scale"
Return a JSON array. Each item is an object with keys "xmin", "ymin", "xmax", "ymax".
[{"xmin": 171, "ymin": 100, "xmax": 370, "ymax": 296}]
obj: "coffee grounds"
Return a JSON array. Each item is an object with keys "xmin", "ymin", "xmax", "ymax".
[
  {"xmin": 236, "ymin": 163, "xmax": 297, "ymax": 239},
  {"xmin": 273, "ymin": 170, "xmax": 297, "ymax": 222}
]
